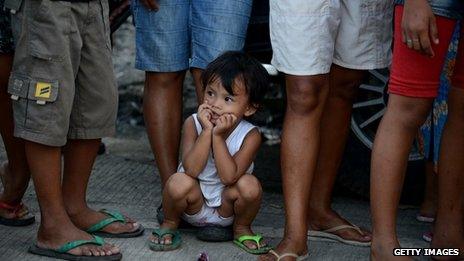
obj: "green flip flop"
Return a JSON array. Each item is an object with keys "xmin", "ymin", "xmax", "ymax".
[
  {"xmin": 86, "ymin": 209, "xmax": 144, "ymax": 238},
  {"xmin": 233, "ymin": 234, "xmax": 272, "ymax": 255},
  {"xmin": 29, "ymin": 235, "xmax": 122, "ymax": 261},
  {"xmin": 149, "ymin": 228, "xmax": 182, "ymax": 251}
]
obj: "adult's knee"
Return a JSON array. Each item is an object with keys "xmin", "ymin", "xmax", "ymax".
[
  {"xmin": 387, "ymin": 95, "xmax": 432, "ymax": 130},
  {"xmin": 330, "ymin": 81, "xmax": 359, "ymax": 103},
  {"xmin": 236, "ymin": 175, "xmax": 262, "ymax": 202},
  {"xmin": 165, "ymin": 173, "xmax": 196, "ymax": 200},
  {"xmin": 145, "ymin": 71, "xmax": 185, "ymax": 89},
  {"xmin": 286, "ymin": 76, "xmax": 328, "ymax": 116}
]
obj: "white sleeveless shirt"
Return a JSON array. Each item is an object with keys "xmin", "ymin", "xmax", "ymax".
[{"xmin": 178, "ymin": 113, "xmax": 257, "ymax": 208}]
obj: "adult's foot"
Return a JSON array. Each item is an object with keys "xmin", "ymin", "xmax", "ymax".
[
  {"xmin": 258, "ymin": 237, "xmax": 307, "ymax": 261},
  {"xmin": 308, "ymin": 208, "xmax": 371, "ymax": 244},
  {"xmin": 234, "ymin": 224, "xmax": 268, "ymax": 250},
  {"xmin": 370, "ymin": 240, "xmax": 412, "ymax": 261},
  {"xmin": 0, "ymin": 162, "xmax": 34, "ymax": 224},
  {"xmin": 430, "ymin": 236, "xmax": 464, "ymax": 260},
  {"xmin": 68, "ymin": 207, "xmax": 140, "ymax": 236},
  {"xmin": 37, "ymin": 222, "xmax": 119, "ymax": 257}
]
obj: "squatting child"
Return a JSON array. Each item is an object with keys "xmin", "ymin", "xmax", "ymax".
[{"xmin": 149, "ymin": 51, "xmax": 271, "ymax": 255}]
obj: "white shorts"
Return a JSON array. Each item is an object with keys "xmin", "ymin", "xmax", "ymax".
[
  {"xmin": 182, "ymin": 204, "xmax": 234, "ymax": 227},
  {"xmin": 270, "ymin": 0, "xmax": 393, "ymax": 76}
]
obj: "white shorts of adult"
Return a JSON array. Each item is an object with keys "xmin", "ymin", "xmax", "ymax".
[
  {"xmin": 182, "ymin": 204, "xmax": 234, "ymax": 227},
  {"xmin": 270, "ymin": 0, "xmax": 394, "ymax": 76}
]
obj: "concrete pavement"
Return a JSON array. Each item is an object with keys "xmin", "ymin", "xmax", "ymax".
[{"xmin": 0, "ymin": 129, "xmax": 431, "ymax": 261}]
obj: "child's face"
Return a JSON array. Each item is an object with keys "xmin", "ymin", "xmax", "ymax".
[{"xmin": 203, "ymin": 78, "xmax": 256, "ymax": 125}]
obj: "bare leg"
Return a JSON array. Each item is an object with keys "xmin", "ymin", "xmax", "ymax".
[
  {"xmin": 260, "ymin": 74, "xmax": 329, "ymax": 260},
  {"xmin": 219, "ymin": 175, "xmax": 263, "ymax": 249},
  {"xmin": 431, "ymin": 87, "xmax": 464, "ymax": 254},
  {"xmin": 418, "ymin": 161, "xmax": 437, "ymax": 219},
  {"xmin": 0, "ymin": 53, "xmax": 30, "ymax": 210},
  {"xmin": 370, "ymin": 94, "xmax": 432, "ymax": 260},
  {"xmin": 143, "ymin": 71, "xmax": 186, "ymax": 186},
  {"xmin": 308, "ymin": 65, "xmax": 370, "ymax": 242},
  {"xmin": 150, "ymin": 173, "xmax": 203, "ymax": 245},
  {"xmin": 191, "ymin": 68, "xmax": 204, "ymax": 104},
  {"xmin": 62, "ymin": 139, "xmax": 139, "ymax": 234},
  {"xmin": 25, "ymin": 141, "xmax": 119, "ymax": 256}
]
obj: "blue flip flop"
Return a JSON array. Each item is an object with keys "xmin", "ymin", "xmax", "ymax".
[{"xmin": 29, "ymin": 235, "xmax": 122, "ymax": 261}]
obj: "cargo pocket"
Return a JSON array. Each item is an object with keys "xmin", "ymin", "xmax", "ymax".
[
  {"xmin": 4, "ymin": 0, "xmax": 23, "ymax": 13},
  {"xmin": 28, "ymin": 0, "xmax": 71, "ymax": 61},
  {"xmin": 8, "ymin": 74, "xmax": 60, "ymax": 132}
]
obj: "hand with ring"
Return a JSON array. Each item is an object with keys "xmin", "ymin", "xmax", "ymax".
[{"xmin": 401, "ymin": 0, "xmax": 439, "ymax": 57}]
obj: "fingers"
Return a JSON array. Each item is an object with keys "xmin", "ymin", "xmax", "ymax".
[
  {"xmin": 419, "ymin": 31, "xmax": 434, "ymax": 57},
  {"xmin": 217, "ymin": 114, "xmax": 236, "ymax": 127},
  {"xmin": 429, "ymin": 16, "xmax": 439, "ymax": 45}
]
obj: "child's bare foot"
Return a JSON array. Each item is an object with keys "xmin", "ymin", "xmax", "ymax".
[
  {"xmin": 308, "ymin": 208, "xmax": 371, "ymax": 244},
  {"xmin": 371, "ymin": 240, "xmax": 413, "ymax": 261},
  {"xmin": 234, "ymin": 224, "xmax": 268, "ymax": 250},
  {"xmin": 37, "ymin": 222, "xmax": 119, "ymax": 256},
  {"xmin": 68, "ymin": 207, "xmax": 140, "ymax": 235},
  {"xmin": 258, "ymin": 237, "xmax": 307, "ymax": 261}
]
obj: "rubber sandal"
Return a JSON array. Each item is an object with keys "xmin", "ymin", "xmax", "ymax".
[
  {"xmin": 86, "ymin": 209, "xmax": 144, "ymax": 238},
  {"xmin": 149, "ymin": 228, "xmax": 182, "ymax": 251},
  {"xmin": 0, "ymin": 162, "xmax": 35, "ymax": 226},
  {"xmin": 268, "ymin": 250, "xmax": 309, "ymax": 261},
  {"xmin": 29, "ymin": 235, "xmax": 122, "ymax": 261},
  {"xmin": 233, "ymin": 234, "xmax": 272, "ymax": 255},
  {"xmin": 196, "ymin": 225, "xmax": 233, "ymax": 242},
  {"xmin": 308, "ymin": 224, "xmax": 371, "ymax": 247},
  {"xmin": 416, "ymin": 214, "xmax": 435, "ymax": 223},
  {"xmin": 422, "ymin": 231, "xmax": 433, "ymax": 242},
  {"xmin": 0, "ymin": 201, "xmax": 35, "ymax": 226}
]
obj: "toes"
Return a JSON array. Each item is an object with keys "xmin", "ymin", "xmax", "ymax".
[
  {"xmin": 164, "ymin": 236, "xmax": 172, "ymax": 245},
  {"xmin": 84, "ymin": 247, "xmax": 93, "ymax": 256},
  {"xmin": 110, "ymin": 245, "xmax": 120, "ymax": 254},
  {"xmin": 244, "ymin": 241, "xmax": 257, "ymax": 249},
  {"xmin": 89, "ymin": 247, "xmax": 101, "ymax": 257},
  {"xmin": 150, "ymin": 235, "xmax": 159, "ymax": 244}
]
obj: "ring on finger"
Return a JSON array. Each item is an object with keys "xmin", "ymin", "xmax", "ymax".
[{"xmin": 406, "ymin": 39, "xmax": 413, "ymax": 48}]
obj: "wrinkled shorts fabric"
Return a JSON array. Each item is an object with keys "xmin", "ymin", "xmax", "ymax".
[
  {"xmin": 182, "ymin": 203, "xmax": 233, "ymax": 227},
  {"xmin": 131, "ymin": 0, "xmax": 252, "ymax": 72},
  {"xmin": 8, "ymin": 0, "xmax": 118, "ymax": 146},
  {"xmin": 270, "ymin": 0, "xmax": 394, "ymax": 76}
]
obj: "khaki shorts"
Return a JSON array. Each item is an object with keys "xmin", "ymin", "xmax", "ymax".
[
  {"xmin": 270, "ymin": 0, "xmax": 393, "ymax": 76},
  {"xmin": 8, "ymin": 0, "xmax": 117, "ymax": 146}
]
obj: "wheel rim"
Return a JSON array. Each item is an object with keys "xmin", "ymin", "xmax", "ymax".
[{"xmin": 350, "ymin": 69, "xmax": 423, "ymax": 161}]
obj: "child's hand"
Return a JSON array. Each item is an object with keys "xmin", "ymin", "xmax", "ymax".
[
  {"xmin": 213, "ymin": 114, "xmax": 237, "ymax": 137},
  {"xmin": 198, "ymin": 103, "xmax": 214, "ymax": 131}
]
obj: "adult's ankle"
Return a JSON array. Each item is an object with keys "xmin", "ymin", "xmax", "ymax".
[{"xmin": 63, "ymin": 202, "xmax": 89, "ymax": 217}]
